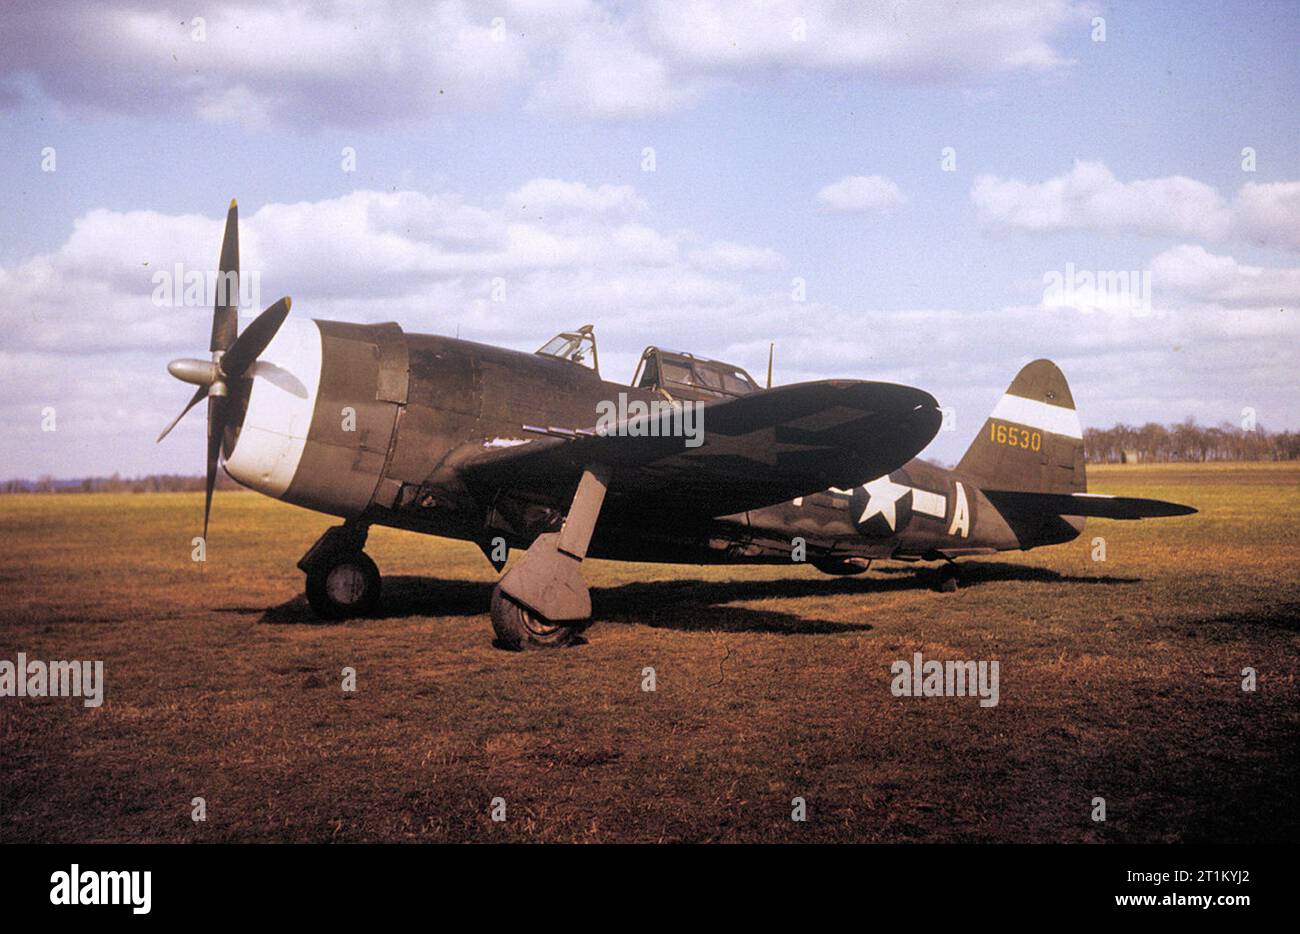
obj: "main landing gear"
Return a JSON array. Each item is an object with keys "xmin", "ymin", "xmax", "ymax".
[
  {"xmin": 299, "ymin": 523, "xmax": 382, "ymax": 620},
  {"xmin": 490, "ymin": 464, "xmax": 610, "ymax": 650}
]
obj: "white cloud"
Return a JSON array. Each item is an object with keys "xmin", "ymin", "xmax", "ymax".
[
  {"xmin": 1234, "ymin": 181, "xmax": 1300, "ymax": 252},
  {"xmin": 3, "ymin": 181, "xmax": 1296, "ymax": 480},
  {"xmin": 0, "ymin": 180, "xmax": 719, "ymax": 362},
  {"xmin": 506, "ymin": 179, "xmax": 648, "ymax": 216},
  {"xmin": 1151, "ymin": 244, "xmax": 1300, "ymax": 308},
  {"xmin": 0, "ymin": 181, "xmax": 789, "ymax": 476},
  {"xmin": 647, "ymin": 0, "xmax": 1085, "ymax": 79},
  {"xmin": 815, "ymin": 175, "xmax": 908, "ymax": 214},
  {"xmin": 3, "ymin": 1, "xmax": 530, "ymax": 128},
  {"xmin": 529, "ymin": 28, "xmax": 699, "ymax": 119},
  {"xmin": 1, "ymin": 0, "xmax": 1090, "ymax": 125},
  {"xmin": 972, "ymin": 161, "xmax": 1300, "ymax": 252},
  {"xmin": 972, "ymin": 161, "xmax": 1233, "ymax": 240}
]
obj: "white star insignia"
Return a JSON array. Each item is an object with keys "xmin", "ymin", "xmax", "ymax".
[{"xmin": 859, "ymin": 475, "xmax": 911, "ymax": 530}]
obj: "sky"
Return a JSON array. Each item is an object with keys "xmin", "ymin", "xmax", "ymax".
[{"xmin": 1, "ymin": 0, "xmax": 1297, "ymax": 478}]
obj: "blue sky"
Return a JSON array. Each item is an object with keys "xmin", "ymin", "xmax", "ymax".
[{"xmin": 1, "ymin": 0, "xmax": 1297, "ymax": 477}]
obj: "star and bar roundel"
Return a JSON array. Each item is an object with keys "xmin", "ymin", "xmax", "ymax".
[{"xmin": 849, "ymin": 469, "xmax": 950, "ymax": 537}]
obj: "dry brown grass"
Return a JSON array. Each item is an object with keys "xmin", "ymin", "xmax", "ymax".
[{"xmin": 1, "ymin": 463, "xmax": 1297, "ymax": 842}]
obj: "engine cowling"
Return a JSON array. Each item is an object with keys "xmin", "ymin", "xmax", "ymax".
[{"xmin": 223, "ymin": 319, "xmax": 407, "ymax": 519}]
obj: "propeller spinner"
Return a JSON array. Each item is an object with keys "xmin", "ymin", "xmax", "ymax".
[{"xmin": 158, "ymin": 199, "xmax": 293, "ymax": 540}]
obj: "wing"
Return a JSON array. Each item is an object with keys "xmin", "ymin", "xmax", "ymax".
[
  {"xmin": 461, "ymin": 380, "xmax": 941, "ymax": 519},
  {"xmin": 984, "ymin": 489, "xmax": 1197, "ymax": 520}
]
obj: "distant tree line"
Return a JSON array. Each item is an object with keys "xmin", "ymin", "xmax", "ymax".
[
  {"xmin": 3, "ymin": 420, "xmax": 1296, "ymax": 492},
  {"xmin": 1084, "ymin": 419, "xmax": 1300, "ymax": 464},
  {"xmin": 0, "ymin": 473, "xmax": 245, "ymax": 494}
]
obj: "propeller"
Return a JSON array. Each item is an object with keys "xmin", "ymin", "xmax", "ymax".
[{"xmin": 158, "ymin": 199, "xmax": 293, "ymax": 540}]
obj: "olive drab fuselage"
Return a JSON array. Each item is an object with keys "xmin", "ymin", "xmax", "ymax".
[{"xmin": 232, "ymin": 320, "xmax": 1081, "ymax": 569}]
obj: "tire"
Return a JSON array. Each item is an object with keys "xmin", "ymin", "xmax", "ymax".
[
  {"xmin": 305, "ymin": 552, "xmax": 382, "ymax": 620},
  {"xmin": 489, "ymin": 587, "xmax": 583, "ymax": 650}
]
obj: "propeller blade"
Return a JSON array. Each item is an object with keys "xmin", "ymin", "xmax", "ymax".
[
  {"xmin": 203, "ymin": 395, "xmax": 226, "ymax": 542},
  {"xmin": 220, "ymin": 296, "xmax": 291, "ymax": 379},
  {"xmin": 157, "ymin": 384, "xmax": 209, "ymax": 443},
  {"xmin": 210, "ymin": 199, "xmax": 240, "ymax": 353}
]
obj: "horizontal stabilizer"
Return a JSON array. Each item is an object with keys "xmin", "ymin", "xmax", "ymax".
[{"xmin": 984, "ymin": 489, "xmax": 1197, "ymax": 520}]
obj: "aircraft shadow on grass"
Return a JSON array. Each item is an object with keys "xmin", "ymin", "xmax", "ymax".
[{"xmin": 235, "ymin": 562, "xmax": 1140, "ymax": 636}]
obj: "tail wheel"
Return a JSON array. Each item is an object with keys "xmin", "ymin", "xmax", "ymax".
[
  {"xmin": 305, "ymin": 551, "xmax": 382, "ymax": 620},
  {"xmin": 811, "ymin": 557, "xmax": 872, "ymax": 576},
  {"xmin": 490, "ymin": 586, "xmax": 583, "ymax": 650}
]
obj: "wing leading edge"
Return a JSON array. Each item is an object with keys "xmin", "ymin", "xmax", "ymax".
[{"xmin": 462, "ymin": 380, "xmax": 942, "ymax": 519}]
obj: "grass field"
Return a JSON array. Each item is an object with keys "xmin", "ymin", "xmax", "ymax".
[{"xmin": 1, "ymin": 462, "xmax": 1297, "ymax": 843}]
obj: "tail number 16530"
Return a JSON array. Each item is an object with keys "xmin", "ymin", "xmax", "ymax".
[{"xmin": 990, "ymin": 421, "xmax": 1041, "ymax": 451}]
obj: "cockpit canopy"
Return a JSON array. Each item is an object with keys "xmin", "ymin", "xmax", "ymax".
[
  {"xmin": 535, "ymin": 326, "xmax": 762, "ymax": 400},
  {"xmin": 632, "ymin": 346, "xmax": 760, "ymax": 401},
  {"xmin": 535, "ymin": 324, "xmax": 599, "ymax": 374}
]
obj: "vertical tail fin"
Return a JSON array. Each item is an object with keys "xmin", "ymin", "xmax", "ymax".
[{"xmin": 956, "ymin": 359, "xmax": 1086, "ymax": 494}]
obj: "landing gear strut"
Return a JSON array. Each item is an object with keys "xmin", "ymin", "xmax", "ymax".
[
  {"xmin": 490, "ymin": 464, "xmax": 609, "ymax": 650},
  {"xmin": 299, "ymin": 523, "xmax": 382, "ymax": 620}
]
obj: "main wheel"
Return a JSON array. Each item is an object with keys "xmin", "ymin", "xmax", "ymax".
[
  {"xmin": 489, "ymin": 587, "xmax": 583, "ymax": 650},
  {"xmin": 305, "ymin": 551, "xmax": 382, "ymax": 620},
  {"xmin": 936, "ymin": 563, "xmax": 960, "ymax": 593}
]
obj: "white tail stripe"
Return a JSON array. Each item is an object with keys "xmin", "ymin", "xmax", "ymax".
[{"xmin": 989, "ymin": 393, "xmax": 1082, "ymax": 439}]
